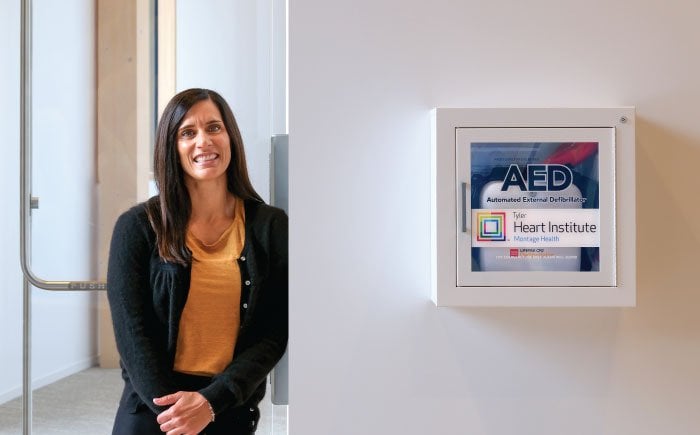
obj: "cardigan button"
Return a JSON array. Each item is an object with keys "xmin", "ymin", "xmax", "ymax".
[
  {"xmin": 245, "ymin": 280, "xmax": 251, "ymax": 286},
  {"xmin": 240, "ymin": 256, "xmax": 246, "ymax": 261},
  {"xmin": 243, "ymin": 303, "xmax": 248, "ymax": 309}
]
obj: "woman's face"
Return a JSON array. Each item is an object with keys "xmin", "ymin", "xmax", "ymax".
[{"xmin": 176, "ymin": 99, "xmax": 231, "ymax": 185}]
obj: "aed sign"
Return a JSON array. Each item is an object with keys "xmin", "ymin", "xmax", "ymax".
[
  {"xmin": 501, "ymin": 164, "xmax": 573, "ymax": 191},
  {"xmin": 467, "ymin": 140, "xmax": 603, "ymax": 273},
  {"xmin": 431, "ymin": 108, "xmax": 636, "ymax": 307},
  {"xmin": 452, "ymin": 125, "xmax": 619, "ymax": 287}
]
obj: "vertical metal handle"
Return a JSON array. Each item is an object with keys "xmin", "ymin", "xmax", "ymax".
[
  {"xmin": 20, "ymin": 1, "xmax": 33, "ymax": 433},
  {"xmin": 461, "ymin": 182, "xmax": 468, "ymax": 233},
  {"xmin": 22, "ymin": 278, "xmax": 31, "ymax": 435}
]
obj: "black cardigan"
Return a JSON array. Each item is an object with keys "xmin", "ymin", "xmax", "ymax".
[{"xmin": 107, "ymin": 197, "xmax": 288, "ymax": 416}]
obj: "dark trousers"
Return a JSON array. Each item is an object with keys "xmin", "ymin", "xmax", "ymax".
[
  {"xmin": 112, "ymin": 372, "xmax": 260, "ymax": 435},
  {"xmin": 112, "ymin": 402, "xmax": 259, "ymax": 435}
]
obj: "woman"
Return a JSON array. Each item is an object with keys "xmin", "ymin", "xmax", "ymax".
[{"xmin": 107, "ymin": 88, "xmax": 288, "ymax": 435}]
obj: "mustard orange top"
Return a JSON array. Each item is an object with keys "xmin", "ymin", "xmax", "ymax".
[{"xmin": 173, "ymin": 198, "xmax": 245, "ymax": 376}]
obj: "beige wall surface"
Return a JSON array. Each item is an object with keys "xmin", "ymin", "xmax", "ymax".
[
  {"xmin": 97, "ymin": 0, "xmax": 153, "ymax": 368},
  {"xmin": 96, "ymin": 0, "xmax": 136, "ymax": 369},
  {"xmin": 289, "ymin": 0, "xmax": 700, "ymax": 434}
]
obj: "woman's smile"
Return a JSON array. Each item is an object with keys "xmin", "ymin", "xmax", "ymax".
[{"xmin": 193, "ymin": 152, "xmax": 219, "ymax": 164}]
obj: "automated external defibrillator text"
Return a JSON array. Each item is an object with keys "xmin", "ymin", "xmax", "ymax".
[{"xmin": 485, "ymin": 196, "xmax": 587, "ymax": 204}]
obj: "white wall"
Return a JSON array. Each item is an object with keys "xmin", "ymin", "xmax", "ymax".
[
  {"xmin": 176, "ymin": 0, "xmax": 277, "ymax": 201},
  {"xmin": 289, "ymin": 1, "xmax": 700, "ymax": 434},
  {"xmin": 0, "ymin": 0, "xmax": 97, "ymax": 403}
]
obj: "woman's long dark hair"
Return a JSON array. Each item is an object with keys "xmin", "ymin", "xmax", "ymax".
[{"xmin": 146, "ymin": 88, "xmax": 262, "ymax": 264}]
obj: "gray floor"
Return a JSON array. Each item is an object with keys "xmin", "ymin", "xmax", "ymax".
[{"xmin": 0, "ymin": 368, "xmax": 287, "ymax": 435}]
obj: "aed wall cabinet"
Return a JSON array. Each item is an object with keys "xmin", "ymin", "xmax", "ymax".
[{"xmin": 431, "ymin": 108, "xmax": 636, "ymax": 307}]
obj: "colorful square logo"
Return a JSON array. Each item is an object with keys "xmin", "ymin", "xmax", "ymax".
[{"xmin": 476, "ymin": 212, "xmax": 506, "ymax": 241}]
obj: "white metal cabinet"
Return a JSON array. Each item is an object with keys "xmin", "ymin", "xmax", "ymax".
[{"xmin": 431, "ymin": 108, "xmax": 635, "ymax": 306}]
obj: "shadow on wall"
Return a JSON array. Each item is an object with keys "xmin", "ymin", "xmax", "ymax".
[
  {"xmin": 635, "ymin": 117, "xmax": 700, "ymax": 313},
  {"xmin": 439, "ymin": 306, "xmax": 622, "ymax": 394}
]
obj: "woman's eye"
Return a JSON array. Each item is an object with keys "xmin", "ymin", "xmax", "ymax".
[
  {"xmin": 208, "ymin": 124, "xmax": 221, "ymax": 132},
  {"xmin": 181, "ymin": 130, "xmax": 195, "ymax": 138}
]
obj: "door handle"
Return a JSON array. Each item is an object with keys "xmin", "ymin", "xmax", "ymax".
[
  {"xmin": 462, "ymin": 182, "xmax": 470, "ymax": 233},
  {"xmin": 19, "ymin": 0, "xmax": 106, "ymax": 292}
]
